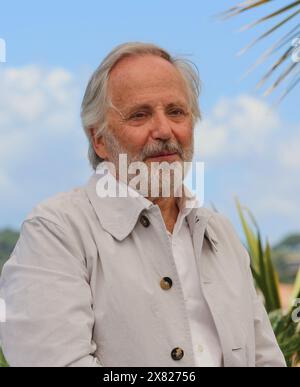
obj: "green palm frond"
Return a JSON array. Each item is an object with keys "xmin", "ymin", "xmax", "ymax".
[
  {"xmin": 235, "ymin": 197, "xmax": 300, "ymax": 366},
  {"xmin": 269, "ymin": 309, "xmax": 300, "ymax": 367},
  {"xmin": 235, "ymin": 197, "xmax": 281, "ymax": 312},
  {"xmin": 291, "ymin": 268, "xmax": 300, "ymax": 302},
  {"xmin": 218, "ymin": 0, "xmax": 300, "ymax": 105},
  {"xmin": 0, "ymin": 348, "xmax": 8, "ymax": 367}
]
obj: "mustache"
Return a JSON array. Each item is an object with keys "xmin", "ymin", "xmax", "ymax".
[
  {"xmin": 139, "ymin": 141, "xmax": 184, "ymax": 161},
  {"xmin": 101, "ymin": 128, "xmax": 193, "ymax": 164}
]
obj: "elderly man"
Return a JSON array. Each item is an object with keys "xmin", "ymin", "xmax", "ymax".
[{"xmin": 0, "ymin": 42, "xmax": 286, "ymax": 367}]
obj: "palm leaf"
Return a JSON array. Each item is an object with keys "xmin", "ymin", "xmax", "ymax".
[
  {"xmin": 0, "ymin": 348, "xmax": 8, "ymax": 368},
  {"xmin": 237, "ymin": 10, "xmax": 300, "ymax": 59},
  {"xmin": 235, "ymin": 198, "xmax": 260, "ymax": 272},
  {"xmin": 264, "ymin": 62, "xmax": 298, "ymax": 102},
  {"xmin": 276, "ymin": 67, "xmax": 300, "ymax": 103},
  {"xmin": 291, "ymin": 268, "xmax": 300, "ymax": 302},
  {"xmin": 218, "ymin": 0, "xmax": 274, "ymax": 20},
  {"xmin": 235, "ymin": 198, "xmax": 300, "ymax": 365},
  {"xmin": 264, "ymin": 239, "xmax": 282, "ymax": 311},
  {"xmin": 220, "ymin": 0, "xmax": 300, "ymax": 20},
  {"xmin": 235, "ymin": 198, "xmax": 282, "ymax": 312},
  {"xmin": 257, "ymin": 230, "xmax": 270, "ymax": 306},
  {"xmin": 256, "ymin": 48, "xmax": 295, "ymax": 90},
  {"xmin": 219, "ymin": 0, "xmax": 300, "ymax": 103},
  {"xmin": 239, "ymin": 24, "xmax": 300, "ymax": 80}
]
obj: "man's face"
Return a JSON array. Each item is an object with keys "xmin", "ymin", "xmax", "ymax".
[{"xmin": 94, "ymin": 54, "xmax": 195, "ymax": 196}]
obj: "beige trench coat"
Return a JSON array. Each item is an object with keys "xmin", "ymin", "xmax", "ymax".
[{"xmin": 0, "ymin": 172, "xmax": 286, "ymax": 367}]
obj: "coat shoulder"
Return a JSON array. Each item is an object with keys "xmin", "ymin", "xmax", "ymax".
[
  {"xmin": 24, "ymin": 185, "xmax": 95, "ymax": 230},
  {"xmin": 205, "ymin": 208, "xmax": 241, "ymax": 245}
]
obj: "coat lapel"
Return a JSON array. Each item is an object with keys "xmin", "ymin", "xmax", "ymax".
[{"xmin": 187, "ymin": 208, "xmax": 238, "ymax": 367}]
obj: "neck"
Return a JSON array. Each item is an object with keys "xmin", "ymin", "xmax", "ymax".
[
  {"xmin": 109, "ymin": 163, "xmax": 182, "ymax": 234},
  {"xmin": 147, "ymin": 196, "xmax": 179, "ymax": 234}
]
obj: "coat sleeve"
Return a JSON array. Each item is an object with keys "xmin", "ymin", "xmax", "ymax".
[{"xmin": 0, "ymin": 216, "xmax": 102, "ymax": 367}]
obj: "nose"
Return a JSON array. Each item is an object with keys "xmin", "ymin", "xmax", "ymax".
[{"xmin": 150, "ymin": 110, "xmax": 173, "ymax": 141}]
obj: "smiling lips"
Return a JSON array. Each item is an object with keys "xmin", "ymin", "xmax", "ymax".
[{"xmin": 148, "ymin": 152, "xmax": 179, "ymax": 161}]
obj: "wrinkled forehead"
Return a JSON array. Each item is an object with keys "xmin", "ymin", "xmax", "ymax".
[{"xmin": 107, "ymin": 54, "xmax": 189, "ymax": 105}]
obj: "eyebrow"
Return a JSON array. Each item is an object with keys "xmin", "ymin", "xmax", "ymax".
[{"xmin": 122, "ymin": 101, "xmax": 189, "ymax": 115}]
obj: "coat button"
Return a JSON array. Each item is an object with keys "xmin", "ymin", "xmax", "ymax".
[
  {"xmin": 140, "ymin": 215, "xmax": 150, "ymax": 228},
  {"xmin": 171, "ymin": 347, "xmax": 184, "ymax": 361},
  {"xmin": 160, "ymin": 277, "xmax": 173, "ymax": 290}
]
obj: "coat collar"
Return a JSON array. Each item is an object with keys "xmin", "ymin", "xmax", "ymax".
[
  {"xmin": 85, "ymin": 172, "xmax": 151, "ymax": 241},
  {"xmin": 85, "ymin": 169, "xmax": 219, "ymax": 252}
]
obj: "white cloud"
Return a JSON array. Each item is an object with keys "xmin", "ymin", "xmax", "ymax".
[
  {"xmin": 0, "ymin": 65, "xmax": 90, "ymax": 227},
  {"xmin": 0, "ymin": 65, "xmax": 78, "ymax": 128},
  {"xmin": 195, "ymin": 94, "xmax": 281, "ymax": 160},
  {"xmin": 0, "ymin": 65, "xmax": 82, "ymax": 161},
  {"xmin": 279, "ymin": 133, "xmax": 300, "ymax": 169}
]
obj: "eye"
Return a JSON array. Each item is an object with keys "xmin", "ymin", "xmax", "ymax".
[
  {"xmin": 167, "ymin": 108, "xmax": 187, "ymax": 118},
  {"xmin": 128, "ymin": 111, "xmax": 150, "ymax": 121}
]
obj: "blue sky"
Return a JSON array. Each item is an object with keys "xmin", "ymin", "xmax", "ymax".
[{"xmin": 0, "ymin": 0, "xmax": 300, "ymax": 244}]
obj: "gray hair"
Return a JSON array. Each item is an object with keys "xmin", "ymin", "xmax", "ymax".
[{"xmin": 81, "ymin": 42, "xmax": 202, "ymax": 170}]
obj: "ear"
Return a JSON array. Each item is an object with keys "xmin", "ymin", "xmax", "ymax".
[{"xmin": 90, "ymin": 128, "xmax": 109, "ymax": 160}]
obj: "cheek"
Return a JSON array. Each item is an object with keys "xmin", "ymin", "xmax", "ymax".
[
  {"xmin": 174, "ymin": 123, "xmax": 193, "ymax": 147},
  {"xmin": 118, "ymin": 126, "xmax": 150, "ymax": 152}
]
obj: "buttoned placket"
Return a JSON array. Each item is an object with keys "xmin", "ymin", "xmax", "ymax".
[
  {"xmin": 166, "ymin": 209, "xmax": 205, "ymax": 364},
  {"xmin": 165, "ymin": 209, "xmax": 223, "ymax": 367}
]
